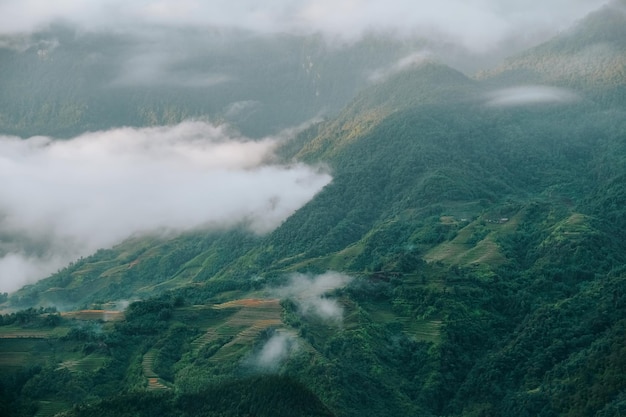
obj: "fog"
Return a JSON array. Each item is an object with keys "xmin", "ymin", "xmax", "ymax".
[
  {"xmin": 0, "ymin": 1, "xmax": 609, "ymax": 53},
  {"xmin": 275, "ymin": 272, "xmax": 353, "ymax": 323},
  {"xmin": 368, "ymin": 51, "xmax": 434, "ymax": 82},
  {"xmin": 486, "ymin": 85, "xmax": 580, "ymax": 107},
  {"xmin": 0, "ymin": 121, "xmax": 331, "ymax": 293},
  {"xmin": 112, "ymin": 53, "xmax": 232, "ymax": 88},
  {"xmin": 247, "ymin": 331, "xmax": 298, "ymax": 371}
]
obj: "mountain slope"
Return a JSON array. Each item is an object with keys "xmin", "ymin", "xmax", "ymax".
[
  {"xmin": 481, "ymin": 0, "xmax": 626, "ymax": 104},
  {"xmin": 2, "ymin": 8, "xmax": 626, "ymax": 417}
]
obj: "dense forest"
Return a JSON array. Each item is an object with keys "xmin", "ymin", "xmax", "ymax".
[{"xmin": 1, "ymin": 3, "xmax": 626, "ymax": 417}]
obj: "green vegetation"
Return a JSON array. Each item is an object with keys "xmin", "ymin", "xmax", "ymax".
[
  {"xmin": 62, "ymin": 375, "xmax": 335, "ymax": 417},
  {"xmin": 1, "ymin": 6, "xmax": 626, "ymax": 417}
]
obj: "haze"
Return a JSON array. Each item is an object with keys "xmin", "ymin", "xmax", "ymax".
[
  {"xmin": 0, "ymin": 0, "xmax": 608, "ymax": 53},
  {"xmin": 275, "ymin": 272, "xmax": 353, "ymax": 322}
]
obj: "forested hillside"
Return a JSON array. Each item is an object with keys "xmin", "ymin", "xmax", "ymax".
[
  {"xmin": 1, "ymin": 3, "xmax": 626, "ymax": 417},
  {"xmin": 0, "ymin": 26, "xmax": 424, "ymax": 138}
]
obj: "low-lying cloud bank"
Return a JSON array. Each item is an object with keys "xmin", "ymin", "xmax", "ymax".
[
  {"xmin": 275, "ymin": 271, "xmax": 353, "ymax": 323},
  {"xmin": 0, "ymin": 121, "xmax": 331, "ymax": 293},
  {"xmin": 485, "ymin": 85, "xmax": 580, "ymax": 106}
]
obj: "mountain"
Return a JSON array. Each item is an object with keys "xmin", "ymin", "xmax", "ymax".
[
  {"xmin": 2, "ymin": 6, "xmax": 626, "ymax": 417},
  {"xmin": 0, "ymin": 26, "xmax": 425, "ymax": 139},
  {"xmin": 480, "ymin": 0, "xmax": 626, "ymax": 104}
]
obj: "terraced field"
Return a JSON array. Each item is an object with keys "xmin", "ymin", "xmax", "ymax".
[
  {"xmin": 0, "ymin": 338, "xmax": 58, "ymax": 373},
  {"xmin": 34, "ymin": 400, "xmax": 69, "ymax": 417},
  {"xmin": 362, "ymin": 300, "xmax": 442, "ymax": 343},
  {"xmin": 424, "ymin": 211, "xmax": 521, "ymax": 268},
  {"xmin": 142, "ymin": 349, "xmax": 169, "ymax": 391},
  {"xmin": 404, "ymin": 319, "xmax": 442, "ymax": 343},
  {"xmin": 57, "ymin": 355, "xmax": 108, "ymax": 373},
  {"xmin": 61, "ymin": 310, "xmax": 124, "ymax": 321},
  {"xmin": 138, "ymin": 299, "xmax": 284, "ymax": 389},
  {"xmin": 0, "ymin": 315, "xmax": 111, "ymax": 375},
  {"xmin": 540, "ymin": 212, "xmax": 594, "ymax": 247},
  {"xmin": 213, "ymin": 298, "xmax": 281, "ymax": 309},
  {"xmin": 190, "ymin": 299, "xmax": 283, "ymax": 362},
  {"xmin": 0, "ymin": 324, "xmax": 70, "ymax": 339},
  {"xmin": 173, "ymin": 305, "xmax": 234, "ymax": 329}
]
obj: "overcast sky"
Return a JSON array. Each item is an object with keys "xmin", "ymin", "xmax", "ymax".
[{"xmin": 0, "ymin": 0, "xmax": 610, "ymax": 52}]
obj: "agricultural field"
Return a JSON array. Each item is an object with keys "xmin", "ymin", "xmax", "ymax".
[
  {"xmin": 61, "ymin": 310, "xmax": 124, "ymax": 322},
  {"xmin": 0, "ymin": 338, "xmax": 58, "ymax": 373},
  {"xmin": 424, "ymin": 210, "xmax": 522, "ymax": 269}
]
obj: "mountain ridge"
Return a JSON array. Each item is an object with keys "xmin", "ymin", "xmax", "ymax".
[{"xmin": 479, "ymin": 1, "xmax": 626, "ymax": 100}]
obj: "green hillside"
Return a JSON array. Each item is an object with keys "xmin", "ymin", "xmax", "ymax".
[{"xmin": 1, "ymin": 5, "xmax": 626, "ymax": 417}]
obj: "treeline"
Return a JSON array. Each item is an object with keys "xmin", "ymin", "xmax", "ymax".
[
  {"xmin": 63, "ymin": 376, "xmax": 334, "ymax": 417},
  {"xmin": 0, "ymin": 306, "xmax": 60, "ymax": 327}
]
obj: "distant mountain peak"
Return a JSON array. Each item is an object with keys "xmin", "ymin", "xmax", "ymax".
[
  {"xmin": 480, "ymin": 2, "xmax": 626, "ymax": 95},
  {"xmin": 561, "ymin": 0, "xmax": 626, "ymax": 46},
  {"xmin": 353, "ymin": 60, "xmax": 476, "ymax": 112}
]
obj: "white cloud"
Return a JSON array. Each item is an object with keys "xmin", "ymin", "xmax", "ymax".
[
  {"xmin": 224, "ymin": 101, "xmax": 260, "ymax": 120},
  {"xmin": 368, "ymin": 51, "xmax": 433, "ymax": 82},
  {"xmin": 0, "ymin": 1, "xmax": 610, "ymax": 53},
  {"xmin": 252, "ymin": 332, "xmax": 298, "ymax": 370},
  {"xmin": 0, "ymin": 121, "xmax": 331, "ymax": 293},
  {"xmin": 0, "ymin": 253, "xmax": 67, "ymax": 294},
  {"xmin": 485, "ymin": 85, "xmax": 580, "ymax": 106},
  {"xmin": 276, "ymin": 271, "xmax": 353, "ymax": 322}
]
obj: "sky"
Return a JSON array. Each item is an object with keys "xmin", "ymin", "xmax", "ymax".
[{"xmin": 0, "ymin": 0, "xmax": 610, "ymax": 53}]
